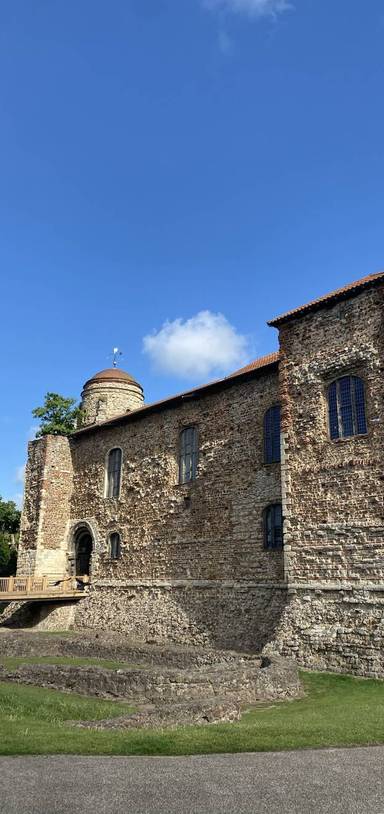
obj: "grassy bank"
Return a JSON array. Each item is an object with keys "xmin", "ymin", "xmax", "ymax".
[{"xmin": 0, "ymin": 671, "xmax": 384, "ymax": 755}]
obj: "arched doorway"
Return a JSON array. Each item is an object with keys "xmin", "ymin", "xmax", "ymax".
[{"xmin": 74, "ymin": 528, "xmax": 93, "ymax": 576}]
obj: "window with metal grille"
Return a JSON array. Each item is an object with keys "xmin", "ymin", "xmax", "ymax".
[
  {"xmin": 179, "ymin": 426, "xmax": 198, "ymax": 484},
  {"xmin": 105, "ymin": 448, "xmax": 122, "ymax": 498},
  {"xmin": 328, "ymin": 376, "xmax": 367, "ymax": 440},
  {"xmin": 264, "ymin": 504, "xmax": 283, "ymax": 550},
  {"xmin": 264, "ymin": 405, "xmax": 281, "ymax": 464},
  {"xmin": 109, "ymin": 532, "xmax": 121, "ymax": 559}
]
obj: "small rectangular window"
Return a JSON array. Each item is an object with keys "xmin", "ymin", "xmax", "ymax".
[
  {"xmin": 339, "ymin": 376, "xmax": 354, "ymax": 437},
  {"xmin": 354, "ymin": 377, "xmax": 367, "ymax": 435},
  {"xmin": 328, "ymin": 381, "xmax": 339, "ymax": 440},
  {"xmin": 109, "ymin": 532, "xmax": 121, "ymax": 559},
  {"xmin": 105, "ymin": 448, "xmax": 122, "ymax": 498},
  {"xmin": 264, "ymin": 405, "xmax": 281, "ymax": 464},
  {"xmin": 264, "ymin": 504, "xmax": 283, "ymax": 550},
  {"xmin": 179, "ymin": 426, "xmax": 198, "ymax": 484},
  {"xmin": 328, "ymin": 376, "xmax": 367, "ymax": 440}
]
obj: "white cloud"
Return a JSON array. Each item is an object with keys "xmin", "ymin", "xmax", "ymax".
[
  {"xmin": 203, "ymin": 0, "xmax": 292, "ymax": 18},
  {"xmin": 143, "ymin": 311, "xmax": 249, "ymax": 380}
]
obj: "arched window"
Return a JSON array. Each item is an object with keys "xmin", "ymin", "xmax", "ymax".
[
  {"xmin": 179, "ymin": 426, "xmax": 198, "ymax": 484},
  {"xmin": 109, "ymin": 532, "xmax": 121, "ymax": 560},
  {"xmin": 264, "ymin": 405, "xmax": 281, "ymax": 464},
  {"xmin": 264, "ymin": 504, "xmax": 283, "ymax": 550},
  {"xmin": 105, "ymin": 448, "xmax": 122, "ymax": 498},
  {"xmin": 328, "ymin": 376, "xmax": 367, "ymax": 440}
]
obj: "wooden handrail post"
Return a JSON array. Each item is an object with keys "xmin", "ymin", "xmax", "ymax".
[
  {"xmin": 42, "ymin": 575, "xmax": 48, "ymax": 590},
  {"xmin": 8, "ymin": 577, "xmax": 14, "ymax": 592},
  {"xmin": 26, "ymin": 576, "xmax": 32, "ymax": 593}
]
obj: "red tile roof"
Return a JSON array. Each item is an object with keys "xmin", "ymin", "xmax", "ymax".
[
  {"xmin": 230, "ymin": 351, "xmax": 280, "ymax": 377},
  {"xmin": 83, "ymin": 368, "xmax": 141, "ymax": 388},
  {"xmin": 268, "ymin": 271, "xmax": 384, "ymax": 327}
]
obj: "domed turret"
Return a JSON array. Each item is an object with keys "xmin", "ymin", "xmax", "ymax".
[{"xmin": 80, "ymin": 367, "xmax": 144, "ymax": 426}]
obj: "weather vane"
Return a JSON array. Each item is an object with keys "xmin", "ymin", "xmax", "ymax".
[{"xmin": 111, "ymin": 347, "xmax": 123, "ymax": 368}]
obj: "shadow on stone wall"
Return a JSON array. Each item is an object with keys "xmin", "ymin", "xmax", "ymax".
[
  {"xmin": 1, "ymin": 585, "xmax": 289, "ymax": 654},
  {"xmin": 71, "ymin": 584, "xmax": 289, "ymax": 653},
  {"xmin": 0, "ymin": 599, "xmax": 76, "ymax": 630}
]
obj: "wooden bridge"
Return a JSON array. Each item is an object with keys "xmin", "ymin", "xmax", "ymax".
[{"xmin": 0, "ymin": 575, "xmax": 89, "ymax": 601}]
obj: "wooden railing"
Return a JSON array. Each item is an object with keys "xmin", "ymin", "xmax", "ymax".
[{"xmin": 0, "ymin": 575, "xmax": 88, "ymax": 600}]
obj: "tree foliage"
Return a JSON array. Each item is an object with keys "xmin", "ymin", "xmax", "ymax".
[
  {"xmin": 0, "ymin": 496, "xmax": 20, "ymax": 577},
  {"xmin": 0, "ymin": 496, "xmax": 21, "ymax": 535},
  {"xmin": 0, "ymin": 538, "xmax": 17, "ymax": 577},
  {"xmin": 32, "ymin": 392, "xmax": 83, "ymax": 437}
]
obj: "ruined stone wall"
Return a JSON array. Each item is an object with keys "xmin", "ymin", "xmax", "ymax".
[
  {"xmin": 17, "ymin": 440, "xmax": 46, "ymax": 574},
  {"xmin": 274, "ymin": 587, "xmax": 384, "ymax": 678},
  {"xmin": 18, "ymin": 436, "xmax": 74, "ymax": 577},
  {"xmin": 275, "ymin": 284, "xmax": 384, "ymax": 674},
  {"xmin": 69, "ymin": 371, "xmax": 284, "ymax": 648}
]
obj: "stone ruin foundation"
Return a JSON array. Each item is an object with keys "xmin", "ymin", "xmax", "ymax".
[{"xmin": 0, "ymin": 629, "xmax": 302, "ymax": 729}]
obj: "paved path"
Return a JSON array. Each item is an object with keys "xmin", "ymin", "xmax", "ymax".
[{"xmin": 1, "ymin": 747, "xmax": 384, "ymax": 813}]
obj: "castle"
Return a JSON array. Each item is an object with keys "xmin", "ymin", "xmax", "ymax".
[{"xmin": 17, "ymin": 272, "xmax": 384, "ymax": 677}]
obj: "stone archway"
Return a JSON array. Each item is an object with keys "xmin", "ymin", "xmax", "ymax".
[{"xmin": 74, "ymin": 528, "xmax": 93, "ymax": 577}]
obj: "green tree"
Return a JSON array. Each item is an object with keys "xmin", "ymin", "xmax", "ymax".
[
  {"xmin": 0, "ymin": 496, "xmax": 20, "ymax": 577},
  {"xmin": 32, "ymin": 392, "xmax": 83, "ymax": 437},
  {"xmin": 0, "ymin": 537, "xmax": 17, "ymax": 576},
  {"xmin": 0, "ymin": 497, "xmax": 21, "ymax": 535}
]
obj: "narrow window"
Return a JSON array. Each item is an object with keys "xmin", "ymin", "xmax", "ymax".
[
  {"xmin": 328, "ymin": 376, "xmax": 367, "ymax": 440},
  {"xmin": 179, "ymin": 426, "xmax": 198, "ymax": 484},
  {"xmin": 264, "ymin": 405, "xmax": 281, "ymax": 464},
  {"xmin": 109, "ymin": 532, "xmax": 121, "ymax": 560},
  {"xmin": 264, "ymin": 504, "xmax": 283, "ymax": 550},
  {"xmin": 105, "ymin": 448, "xmax": 122, "ymax": 498}
]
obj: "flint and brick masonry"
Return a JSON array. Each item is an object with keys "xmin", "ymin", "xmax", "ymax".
[{"xmin": 18, "ymin": 272, "xmax": 384, "ymax": 677}]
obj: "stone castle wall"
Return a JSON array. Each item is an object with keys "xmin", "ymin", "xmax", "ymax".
[
  {"xmin": 69, "ymin": 370, "xmax": 284, "ymax": 649},
  {"xmin": 274, "ymin": 285, "xmax": 384, "ymax": 674},
  {"xmin": 18, "ymin": 367, "xmax": 285, "ymax": 652},
  {"xmin": 73, "ymin": 583, "xmax": 287, "ymax": 651},
  {"xmin": 70, "ymin": 372, "xmax": 282, "ymax": 584},
  {"xmin": 16, "ymin": 278, "xmax": 384, "ymax": 675},
  {"xmin": 274, "ymin": 587, "xmax": 384, "ymax": 678},
  {"xmin": 18, "ymin": 435, "xmax": 73, "ymax": 577}
]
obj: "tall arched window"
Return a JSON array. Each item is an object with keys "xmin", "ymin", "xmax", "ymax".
[
  {"xmin": 328, "ymin": 376, "xmax": 367, "ymax": 440},
  {"xmin": 105, "ymin": 448, "xmax": 122, "ymax": 498},
  {"xmin": 179, "ymin": 426, "xmax": 198, "ymax": 484},
  {"xmin": 264, "ymin": 405, "xmax": 281, "ymax": 464},
  {"xmin": 109, "ymin": 532, "xmax": 121, "ymax": 560},
  {"xmin": 264, "ymin": 504, "xmax": 283, "ymax": 550}
]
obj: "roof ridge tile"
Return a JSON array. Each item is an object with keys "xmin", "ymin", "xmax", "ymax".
[{"xmin": 268, "ymin": 271, "xmax": 384, "ymax": 327}]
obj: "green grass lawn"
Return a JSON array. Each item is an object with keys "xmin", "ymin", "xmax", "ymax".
[
  {"xmin": 0, "ymin": 671, "xmax": 384, "ymax": 755},
  {"xmin": 0, "ymin": 655, "xmax": 139, "ymax": 671}
]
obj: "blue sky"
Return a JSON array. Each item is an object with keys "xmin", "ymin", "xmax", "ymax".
[{"xmin": 1, "ymin": 0, "xmax": 384, "ymax": 505}]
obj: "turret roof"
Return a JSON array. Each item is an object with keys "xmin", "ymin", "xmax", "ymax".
[{"xmin": 83, "ymin": 368, "xmax": 141, "ymax": 388}]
